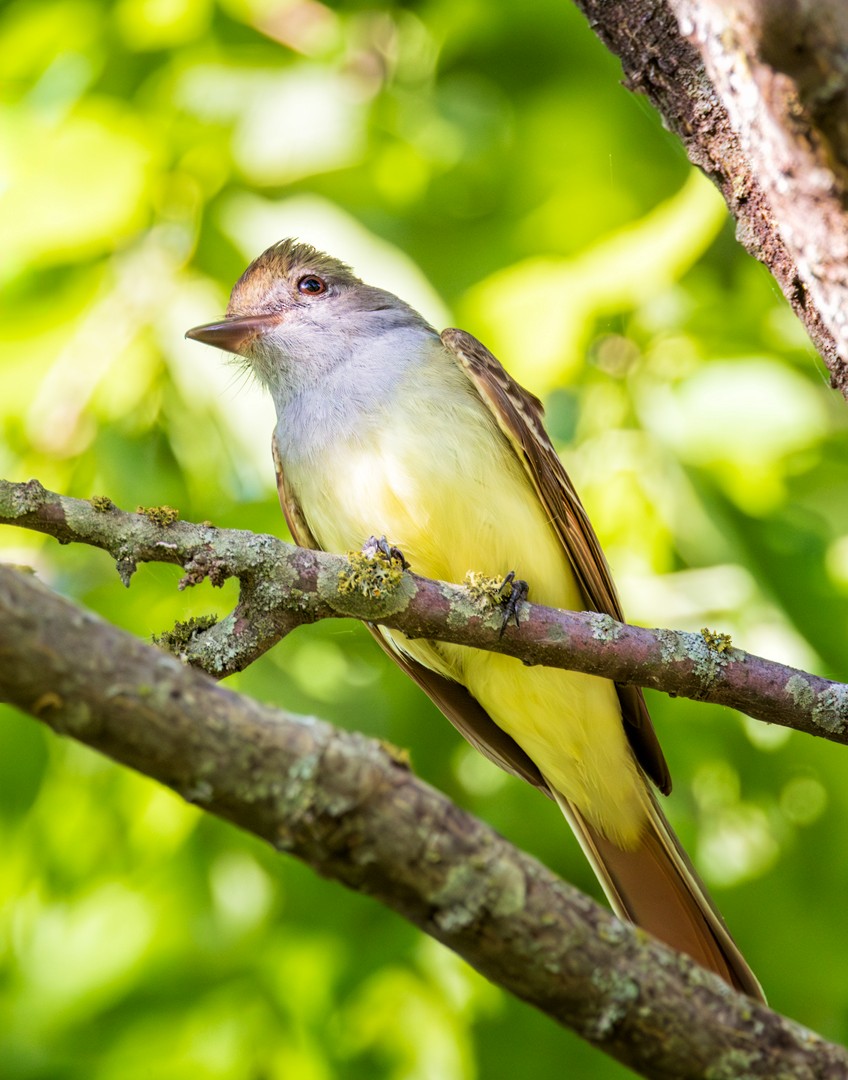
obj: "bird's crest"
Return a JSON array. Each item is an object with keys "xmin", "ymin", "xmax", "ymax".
[{"xmin": 227, "ymin": 238, "xmax": 361, "ymax": 317}]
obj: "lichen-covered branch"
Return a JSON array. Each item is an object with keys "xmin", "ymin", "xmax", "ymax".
[
  {"xmin": 2, "ymin": 478, "xmax": 846, "ymax": 744},
  {"xmin": 0, "ymin": 564, "xmax": 845, "ymax": 1080},
  {"xmin": 572, "ymin": 0, "xmax": 848, "ymax": 396}
]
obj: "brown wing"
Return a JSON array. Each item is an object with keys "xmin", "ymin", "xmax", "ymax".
[
  {"xmin": 441, "ymin": 328, "xmax": 671, "ymax": 796},
  {"xmin": 273, "ymin": 438, "xmax": 320, "ymax": 548},
  {"xmin": 271, "ymin": 435, "xmax": 551, "ymax": 794}
]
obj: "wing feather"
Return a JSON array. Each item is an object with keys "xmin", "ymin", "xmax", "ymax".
[{"xmin": 441, "ymin": 328, "xmax": 671, "ymax": 796}]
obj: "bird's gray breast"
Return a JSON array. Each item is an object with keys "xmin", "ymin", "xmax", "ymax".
[{"xmin": 271, "ymin": 325, "xmax": 443, "ymax": 469}]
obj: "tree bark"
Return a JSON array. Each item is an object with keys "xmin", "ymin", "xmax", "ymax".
[
  {"xmin": 573, "ymin": 0, "xmax": 848, "ymax": 395},
  {"xmin": 2, "ymin": 478, "xmax": 846, "ymax": 745},
  {"xmin": 1, "ymin": 564, "xmax": 845, "ymax": 1080}
]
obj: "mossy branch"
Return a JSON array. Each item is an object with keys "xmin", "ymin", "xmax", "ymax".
[
  {"xmin": 1, "ymin": 478, "xmax": 846, "ymax": 745},
  {"xmin": 1, "ymin": 563, "xmax": 845, "ymax": 1080}
]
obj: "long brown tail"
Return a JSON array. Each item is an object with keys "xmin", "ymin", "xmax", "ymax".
[{"xmin": 553, "ymin": 789, "xmax": 765, "ymax": 1001}]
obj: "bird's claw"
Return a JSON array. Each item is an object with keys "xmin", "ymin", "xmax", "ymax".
[
  {"xmin": 362, "ymin": 534, "xmax": 410, "ymax": 571},
  {"xmin": 498, "ymin": 570, "xmax": 529, "ymax": 637}
]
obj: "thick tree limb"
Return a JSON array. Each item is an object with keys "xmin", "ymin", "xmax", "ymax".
[
  {"xmin": 0, "ymin": 564, "xmax": 845, "ymax": 1080},
  {"xmin": 573, "ymin": 0, "xmax": 848, "ymax": 395},
  {"xmin": 2, "ymin": 478, "xmax": 847, "ymax": 744}
]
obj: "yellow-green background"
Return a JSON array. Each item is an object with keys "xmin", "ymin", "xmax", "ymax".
[{"xmin": 2, "ymin": 0, "xmax": 847, "ymax": 1076}]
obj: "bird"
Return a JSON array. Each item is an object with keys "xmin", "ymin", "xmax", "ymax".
[{"xmin": 186, "ymin": 238, "xmax": 763, "ymax": 1000}]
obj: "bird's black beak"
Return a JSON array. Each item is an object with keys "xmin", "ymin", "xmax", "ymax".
[{"xmin": 185, "ymin": 314, "xmax": 277, "ymax": 356}]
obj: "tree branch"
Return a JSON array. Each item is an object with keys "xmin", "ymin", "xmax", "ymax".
[
  {"xmin": 2, "ymin": 477, "xmax": 846, "ymax": 745},
  {"xmin": 0, "ymin": 563, "xmax": 845, "ymax": 1080},
  {"xmin": 572, "ymin": 0, "xmax": 848, "ymax": 395}
]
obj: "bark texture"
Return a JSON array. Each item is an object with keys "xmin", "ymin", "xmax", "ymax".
[
  {"xmin": 1, "ymin": 564, "xmax": 846, "ymax": 1080},
  {"xmin": 2, "ymin": 478, "xmax": 847, "ymax": 744},
  {"xmin": 574, "ymin": 0, "xmax": 848, "ymax": 394}
]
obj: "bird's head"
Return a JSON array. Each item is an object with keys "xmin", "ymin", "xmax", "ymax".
[{"xmin": 185, "ymin": 239, "xmax": 430, "ymax": 394}]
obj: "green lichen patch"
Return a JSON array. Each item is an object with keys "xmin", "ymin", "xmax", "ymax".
[
  {"xmin": 464, "ymin": 570, "xmax": 505, "ymax": 607},
  {"xmin": 90, "ymin": 494, "xmax": 116, "ymax": 512},
  {"xmin": 785, "ymin": 673, "xmax": 815, "ymax": 710},
  {"xmin": 153, "ymin": 614, "xmax": 217, "ymax": 654},
  {"xmin": 9, "ymin": 478, "xmax": 47, "ymax": 515},
  {"xmin": 324, "ymin": 547, "xmax": 414, "ymax": 619},
  {"xmin": 811, "ymin": 684, "xmax": 848, "ymax": 735},
  {"xmin": 785, "ymin": 675, "xmax": 848, "ymax": 736},
  {"xmin": 704, "ymin": 1049, "xmax": 760, "ymax": 1080},
  {"xmin": 586, "ymin": 968, "xmax": 639, "ymax": 1038},
  {"xmin": 430, "ymin": 849, "xmax": 526, "ymax": 931},
  {"xmin": 659, "ymin": 628, "xmax": 730, "ymax": 691},
  {"xmin": 340, "ymin": 548, "xmax": 405, "ymax": 599},
  {"xmin": 657, "ymin": 628, "xmax": 686, "ymax": 665},
  {"xmin": 379, "ymin": 739, "xmax": 412, "ymax": 769},
  {"xmin": 701, "ymin": 627, "xmax": 733, "ymax": 653},
  {"xmin": 136, "ymin": 504, "xmax": 180, "ymax": 526},
  {"xmin": 589, "ymin": 612, "xmax": 623, "ymax": 642}
]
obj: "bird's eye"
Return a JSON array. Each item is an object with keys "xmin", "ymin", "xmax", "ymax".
[{"xmin": 297, "ymin": 275, "xmax": 326, "ymax": 296}]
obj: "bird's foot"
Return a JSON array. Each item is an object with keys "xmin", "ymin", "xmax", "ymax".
[
  {"xmin": 497, "ymin": 571, "xmax": 529, "ymax": 637},
  {"xmin": 362, "ymin": 535, "xmax": 410, "ymax": 571},
  {"xmin": 339, "ymin": 536, "xmax": 410, "ymax": 602}
]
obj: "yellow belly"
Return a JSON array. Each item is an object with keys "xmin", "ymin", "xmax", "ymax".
[{"xmin": 287, "ymin": 379, "xmax": 648, "ymax": 847}]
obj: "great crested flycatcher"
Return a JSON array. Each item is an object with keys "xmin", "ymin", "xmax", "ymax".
[{"xmin": 186, "ymin": 239, "xmax": 763, "ymax": 1000}]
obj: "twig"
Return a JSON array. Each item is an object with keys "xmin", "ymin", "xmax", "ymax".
[{"xmin": 1, "ymin": 478, "xmax": 847, "ymax": 743}]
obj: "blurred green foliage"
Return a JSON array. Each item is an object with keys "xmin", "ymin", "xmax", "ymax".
[{"xmin": 2, "ymin": 0, "xmax": 848, "ymax": 1076}]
